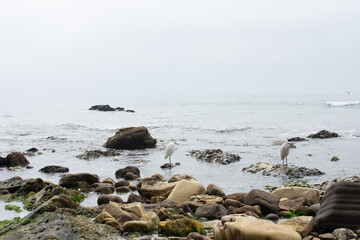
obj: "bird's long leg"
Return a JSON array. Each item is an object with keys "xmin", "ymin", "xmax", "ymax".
[
  {"xmin": 169, "ymin": 156, "xmax": 172, "ymax": 165},
  {"xmin": 285, "ymin": 157, "xmax": 288, "ymax": 166}
]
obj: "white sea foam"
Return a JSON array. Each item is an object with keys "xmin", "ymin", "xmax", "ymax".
[{"xmin": 325, "ymin": 101, "xmax": 360, "ymax": 107}]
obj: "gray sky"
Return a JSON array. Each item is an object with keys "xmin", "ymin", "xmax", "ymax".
[{"xmin": 1, "ymin": 0, "xmax": 360, "ymax": 96}]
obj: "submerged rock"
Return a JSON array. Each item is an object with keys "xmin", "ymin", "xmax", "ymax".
[
  {"xmin": 307, "ymin": 130, "xmax": 339, "ymax": 139},
  {"xmin": 39, "ymin": 165, "xmax": 69, "ymax": 174},
  {"xmin": 76, "ymin": 149, "xmax": 121, "ymax": 160},
  {"xmin": 104, "ymin": 126, "xmax": 157, "ymax": 150},
  {"xmin": 288, "ymin": 137, "xmax": 307, "ymax": 142},
  {"xmin": 242, "ymin": 162, "xmax": 325, "ymax": 179},
  {"xmin": 188, "ymin": 149, "xmax": 241, "ymax": 165},
  {"xmin": 89, "ymin": 104, "xmax": 116, "ymax": 111},
  {"xmin": 59, "ymin": 173, "xmax": 100, "ymax": 189}
]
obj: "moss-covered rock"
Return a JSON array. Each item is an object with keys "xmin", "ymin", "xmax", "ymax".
[{"xmin": 158, "ymin": 217, "xmax": 206, "ymax": 236}]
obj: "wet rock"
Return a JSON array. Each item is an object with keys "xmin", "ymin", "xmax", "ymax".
[
  {"xmin": 332, "ymin": 228, "xmax": 358, "ymax": 240},
  {"xmin": 213, "ymin": 215, "xmax": 301, "ymax": 240},
  {"xmin": 116, "ymin": 186, "xmax": 131, "ymax": 194},
  {"xmin": 168, "ymin": 174, "xmax": 196, "ymax": 183},
  {"xmin": 265, "ymin": 213, "xmax": 279, "ymax": 222},
  {"xmin": 0, "ymin": 211, "xmax": 118, "ymax": 240},
  {"xmin": 244, "ymin": 189, "xmax": 279, "ymax": 214},
  {"xmin": 190, "ymin": 194, "xmax": 223, "ymax": 204},
  {"xmin": 89, "ymin": 104, "xmax": 116, "ymax": 111},
  {"xmin": 115, "ymin": 166, "xmax": 140, "ymax": 179},
  {"xmin": 188, "ymin": 149, "xmax": 240, "ymax": 165},
  {"xmin": 278, "ymin": 197, "xmax": 307, "ymax": 211},
  {"xmin": 180, "ymin": 201, "xmax": 203, "ymax": 214},
  {"xmin": 127, "ymin": 193, "xmax": 143, "ymax": 203},
  {"xmin": 76, "ymin": 149, "xmax": 121, "ymax": 160},
  {"xmin": 288, "ymin": 137, "xmax": 307, "ymax": 142},
  {"xmin": 330, "ymin": 156, "xmax": 340, "ymax": 162},
  {"xmin": 161, "ymin": 163, "xmax": 175, "ymax": 169},
  {"xmin": 0, "ymin": 177, "xmax": 24, "ymax": 194},
  {"xmin": 230, "ymin": 205, "xmax": 261, "ymax": 217},
  {"xmin": 157, "ymin": 207, "xmax": 174, "ymax": 221},
  {"xmin": 158, "ymin": 218, "xmax": 206, "ymax": 237},
  {"xmin": 224, "ymin": 199, "xmax": 244, "ymax": 209},
  {"xmin": 167, "ymin": 180, "xmax": 206, "ymax": 204},
  {"xmin": 272, "ymin": 187, "xmax": 320, "ymax": 205},
  {"xmin": 137, "ymin": 175, "xmax": 176, "ymax": 199},
  {"xmin": 126, "ymin": 109, "xmax": 135, "ymax": 113},
  {"xmin": 115, "ymin": 180, "xmax": 130, "ymax": 188},
  {"xmin": 307, "ymin": 130, "xmax": 339, "ymax": 139},
  {"xmin": 206, "ymin": 183, "xmax": 226, "ymax": 198},
  {"xmin": 187, "ymin": 232, "xmax": 209, "ymax": 240},
  {"xmin": 27, "ymin": 147, "xmax": 39, "ymax": 153},
  {"xmin": 2, "ymin": 152, "xmax": 30, "ymax": 168},
  {"xmin": 242, "ymin": 162, "xmax": 325, "ymax": 179},
  {"xmin": 94, "ymin": 183, "xmax": 115, "ymax": 194},
  {"xmin": 315, "ymin": 182, "xmax": 360, "ymax": 232},
  {"xmin": 97, "ymin": 195, "xmax": 124, "ymax": 205},
  {"xmin": 59, "ymin": 173, "xmax": 100, "ymax": 189},
  {"xmin": 226, "ymin": 192, "xmax": 247, "ymax": 203},
  {"xmin": 104, "ymin": 126, "xmax": 157, "ymax": 150},
  {"xmin": 318, "ymin": 233, "xmax": 336, "ymax": 240},
  {"xmin": 20, "ymin": 178, "xmax": 46, "ymax": 194},
  {"xmin": 278, "ymin": 216, "xmax": 315, "ymax": 237},
  {"xmin": 39, "ymin": 165, "xmax": 69, "ymax": 174},
  {"xmin": 194, "ymin": 203, "xmax": 228, "ymax": 220},
  {"xmin": 123, "ymin": 220, "xmax": 152, "ymax": 233},
  {"xmin": 102, "ymin": 177, "xmax": 115, "ymax": 185}
]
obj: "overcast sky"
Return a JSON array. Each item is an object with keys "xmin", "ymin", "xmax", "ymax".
[{"xmin": 1, "ymin": 0, "xmax": 359, "ymax": 97}]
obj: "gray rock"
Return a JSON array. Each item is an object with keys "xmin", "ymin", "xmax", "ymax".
[
  {"xmin": 76, "ymin": 149, "xmax": 120, "ymax": 160},
  {"xmin": 94, "ymin": 183, "xmax": 115, "ymax": 194},
  {"xmin": 104, "ymin": 126, "xmax": 157, "ymax": 150},
  {"xmin": 265, "ymin": 213, "xmax": 279, "ymax": 222},
  {"xmin": 194, "ymin": 203, "xmax": 228, "ymax": 220},
  {"xmin": 115, "ymin": 166, "xmax": 140, "ymax": 179},
  {"xmin": 115, "ymin": 180, "xmax": 130, "ymax": 188},
  {"xmin": 226, "ymin": 192, "xmax": 247, "ymax": 203},
  {"xmin": 188, "ymin": 149, "xmax": 241, "ymax": 165},
  {"xmin": 2, "ymin": 152, "xmax": 30, "ymax": 168},
  {"xmin": 307, "ymin": 130, "xmax": 339, "ymax": 139},
  {"xmin": 89, "ymin": 104, "xmax": 116, "ymax": 111},
  {"xmin": 39, "ymin": 165, "xmax": 69, "ymax": 174},
  {"xmin": 59, "ymin": 173, "xmax": 100, "ymax": 189},
  {"xmin": 332, "ymin": 228, "xmax": 358, "ymax": 240},
  {"xmin": 278, "ymin": 197, "xmax": 307, "ymax": 211},
  {"xmin": 97, "ymin": 195, "xmax": 123, "ymax": 205},
  {"xmin": 244, "ymin": 189, "xmax": 279, "ymax": 214},
  {"xmin": 206, "ymin": 183, "xmax": 226, "ymax": 198},
  {"xmin": 223, "ymin": 199, "xmax": 244, "ymax": 209}
]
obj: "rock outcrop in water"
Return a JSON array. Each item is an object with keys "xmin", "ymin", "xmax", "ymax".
[
  {"xmin": 89, "ymin": 104, "xmax": 135, "ymax": 113},
  {"xmin": 104, "ymin": 126, "xmax": 157, "ymax": 150},
  {"xmin": 76, "ymin": 149, "xmax": 121, "ymax": 160},
  {"xmin": 242, "ymin": 162, "xmax": 325, "ymax": 179},
  {"xmin": 0, "ymin": 152, "xmax": 30, "ymax": 169},
  {"xmin": 188, "ymin": 149, "xmax": 241, "ymax": 165},
  {"xmin": 307, "ymin": 130, "xmax": 339, "ymax": 139}
]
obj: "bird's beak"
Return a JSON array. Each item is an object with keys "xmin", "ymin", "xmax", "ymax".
[{"xmin": 175, "ymin": 142, "xmax": 179, "ymax": 145}]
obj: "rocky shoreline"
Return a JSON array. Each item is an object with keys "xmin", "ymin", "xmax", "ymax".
[{"xmin": 1, "ymin": 127, "xmax": 357, "ymax": 240}]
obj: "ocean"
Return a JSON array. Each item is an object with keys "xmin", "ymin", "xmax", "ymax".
[{"xmin": 1, "ymin": 93, "xmax": 360, "ymax": 221}]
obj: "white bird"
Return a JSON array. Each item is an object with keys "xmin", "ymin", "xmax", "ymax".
[
  {"xmin": 280, "ymin": 142, "xmax": 290, "ymax": 166},
  {"xmin": 164, "ymin": 141, "xmax": 176, "ymax": 165}
]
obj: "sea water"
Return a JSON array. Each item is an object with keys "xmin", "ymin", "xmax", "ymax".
[{"xmin": 1, "ymin": 93, "xmax": 360, "ymax": 221}]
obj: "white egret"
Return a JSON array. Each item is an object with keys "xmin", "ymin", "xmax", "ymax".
[
  {"xmin": 164, "ymin": 141, "xmax": 176, "ymax": 165},
  {"xmin": 280, "ymin": 142, "xmax": 290, "ymax": 166}
]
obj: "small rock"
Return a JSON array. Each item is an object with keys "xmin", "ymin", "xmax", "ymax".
[
  {"xmin": 206, "ymin": 183, "xmax": 226, "ymax": 198},
  {"xmin": 188, "ymin": 149, "xmax": 240, "ymax": 165},
  {"xmin": 265, "ymin": 213, "xmax": 279, "ymax": 222},
  {"xmin": 116, "ymin": 186, "xmax": 131, "ymax": 194},
  {"xmin": 194, "ymin": 203, "xmax": 228, "ymax": 220},
  {"xmin": 332, "ymin": 228, "xmax": 358, "ymax": 240},
  {"xmin": 97, "ymin": 195, "xmax": 123, "ymax": 205},
  {"xmin": 39, "ymin": 165, "xmax": 69, "ymax": 174},
  {"xmin": 330, "ymin": 156, "xmax": 340, "ymax": 162},
  {"xmin": 27, "ymin": 147, "xmax": 39, "ymax": 153},
  {"xmin": 317, "ymin": 233, "xmax": 336, "ymax": 240},
  {"xmin": 115, "ymin": 166, "xmax": 140, "ymax": 179},
  {"xmin": 307, "ymin": 130, "xmax": 339, "ymax": 139},
  {"xmin": 127, "ymin": 193, "xmax": 143, "ymax": 203},
  {"xmin": 288, "ymin": 137, "xmax": 307, "ymax": 142},
  {"xmin": 115, "ymin": 180, "xmax": 130, "ymax": 188},
  {"xmin": 161, "ymin": 163, "xmax": 175, "ymax": 169}
]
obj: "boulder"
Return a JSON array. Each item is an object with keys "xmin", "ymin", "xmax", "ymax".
[
  {"xmin": 244, "ymin": 189, "xmax": 279, "ymax": 214},
  {"xmin": 127, "ymin": 193, "xmax": 143, "ymax": 203},
  {"xmin": 168, "ymin": 174, "xmax": 196, "ymax": 183},
  {"xmin": 206, "ymin": 184, "xmax": 226, "ymax": 198},
  {"xmin": 181, "ymin": 201, "xmax": 203, "ymax": 214},
  {"xmin": 188, "ymin": 149, "xmax": 241, "ymax": 165},
  {"xmin": 89, "ymin": 104, "xmax": 116, "ymax": 111},
  {"xmin": 194, "ymin": 203, "xmax": 228, "ymax": 220},
  {"xmin": 94, "ymin": 183, "xmax": 115, "ymax": 194},
  {"xmin": 97, "ymin": 195, "xmax": 123, "ymax": 205},
  {"xmin": 229, "ymin": 205, "xmax": 262, "ymax": 217},
  {"xmin": 158, "ymin": 218, "xmax": 206, "ymax": 237},
  {"xmin": 76, "ymin": 149, "xmax": 120, "ymax": 160},
  {"xmin": 116, "ymin": 186, "xmax": 131, "ymax": 194},
  {"xmin": 39, "ymin": 165, "xmax": 69, "ymax": 174},
  {"xmin": 278, "ymin": 216, "xmax": 315, "ymax": 237},
  {"xmin": 213, "ymin": 215, "xmax": 302, "ymax": 240},
  {"xmin": 224, "ymin": 199, "xmax": 244, "ymax": 209},
  {"xmin": 190, "ymin": 194, "xmax": 224, "ymax": 204},
  {"xmin": 20, "ymin": 178, "xmax": 46, "ymax": 194},
  {"xmin": 278, "ymin": 197, "xmax": 307, "ymax": 211},
  {"xmin": 272, "ymin": 187, "xmax": 320, "ymax": 205},
  {"xmin": 3, "ymin": 152, "xmax": 30, "ymax": 168},
  {"xmin": 167, "ymin": 179, "xmax": 206, "ymax": 203},
  {"xmin": 138, "ymin": 175, "xmax": 177, "ymax": 199},
  {"xmin": 0, "ymin": 176, "xmax": 25, "ymax": 194},
  {"xmin": 115, "ymin": 180, "xmax": 130, "ymax": 188},
  {"xmin": 104, "ymin": 202, "xmax": 145, "ymax": 220},
  {"xmin": 332, "ymin": 228, "xmax": 358, "ymax": 240},
  {"xmin": 315, "ymin": 182, "xmax": 360, "ymax": 232},
  {"xmin": 59, "ymin": 173, "xmax": 100, "ymax": 189},
  {"xmin": 115, "ymin": 166, "xmax": 140, "ymax": 179},
  {"xmin": 307, "ymin": 130, "xmax": 339, "ymax": 139},
  {"xmin": 226, "ymin": 193, "xmax": 247, "ymax": 203},
  {"xmin": 95, "ymin": 212, "xmax": 115, "ymax": 223},
  {"xmin": 123, "ymin": 220, "xmax": 152, "ymax": 233},
  {"xmin": 104, "ymin": 126, "xmax": 157, "ymax": 150}
]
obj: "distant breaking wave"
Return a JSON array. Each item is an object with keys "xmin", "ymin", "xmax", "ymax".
[
  {"xmin": 150, "ymin": 125, "xmax": 252, "ymax": 133},
  {"xmin": 324, "ymin": 101, "xmax": 360, "ymax": 107}
]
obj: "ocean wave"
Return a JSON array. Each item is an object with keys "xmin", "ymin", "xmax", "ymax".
[
  {"xmin": 149, "ymin": 125, "xmax": 252, "ymax": 133},
  {"xmin": 325, "ymin": 101, "xmax": 360, "ymax": 107}
]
